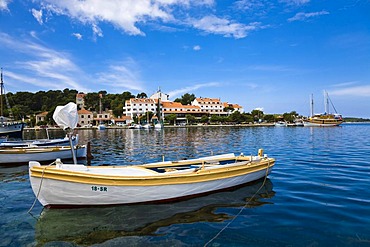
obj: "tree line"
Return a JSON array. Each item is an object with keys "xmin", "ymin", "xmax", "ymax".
[
  {"xmin": 3, "ymin": 89, "xmax": 138, "ymax": 126},
  {"xmin": 3, "ymin": 89, "xmax": 304, "ymax": 126}
]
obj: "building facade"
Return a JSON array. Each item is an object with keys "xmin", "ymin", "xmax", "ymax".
[
  {"xmin": 121, "ymin": 90, "xmax": 244, "ymax": 124},
  {"xmin": 191, "ymin": 97, "xmax": 226, "ymax": 115},
  {"xmin": 35, "ymin": 111, "xmax": 48, "ymax": 125},
  {"xmin": 77, "ymin": 109, "xmax": 93, "ymax": 127},
  {"xmin": 76, "ymin": 92, "xmax": 86, "ymax": 110}
]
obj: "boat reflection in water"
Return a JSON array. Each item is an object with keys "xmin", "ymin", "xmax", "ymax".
[{"xmin": 35, "ymin": 179, "xmax": 275, "ymax": 246}]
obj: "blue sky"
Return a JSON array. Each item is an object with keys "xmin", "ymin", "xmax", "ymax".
[{"xmin": 0, "ymin": 0, "xmax": 369, "ymax": 117}]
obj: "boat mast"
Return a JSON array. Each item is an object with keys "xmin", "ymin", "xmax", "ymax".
[
  {"xmin": 0, "ymin": 68, "xmax": 3, "ymax": 117},
  {"xmin": 310, "ymin": 94, "xmax": 314, "ymax": 117},
  {"xmin": 324, "ymin": 90, "xmax": 329, "ymax": 114}
]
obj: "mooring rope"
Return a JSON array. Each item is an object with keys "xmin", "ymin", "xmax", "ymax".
[
  {"xmin": 27, "ymin": 161, "xmax": 56, "ymax": 214},
  {"xmin": 204, "ymin": 158, "xmax": 271, "ymax": 247}
]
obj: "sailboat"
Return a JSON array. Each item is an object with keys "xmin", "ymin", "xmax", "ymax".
[
  {"xmin": 303, "ymin": 91, "xmax": 343, "ymax": 127},
  {"xmin": 142, "ymin": 111, "xmax": 152, "ymax": 129},
  {"xmin": 154, "ymin": 98, "xmax": 163, "ymax": 129},
  {"xmin": 0, "ymin": 69, "xmax": 25, "ymax": 138}
]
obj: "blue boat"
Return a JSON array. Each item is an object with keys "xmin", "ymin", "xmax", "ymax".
[{"xmin": 0, "ymin": 69, "xmax": 25, "ymax": 138}]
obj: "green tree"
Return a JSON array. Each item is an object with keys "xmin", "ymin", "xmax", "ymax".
[
  {"xmin": 84, "ymin": 93, "xmax": 100, "ymax": 111},
  {"xmin": 263, "ymin": 114, "xmax": 275, "ymax": 123},
  {"xmin": 210, "ymin": 114, "xmax": 221, "ymax": 123},
  {"xmin": 223, "ymin": 106, "xmax": 234, "ymax": 113},
  {"xmin": 136, "ymin": 92, "xmax": 147, "ymax": 98},
  {"xmin": 200, "ymin": 115, "xmax": 209, "ymax": 123},
  {"xmin": 165, "ymin": 114, "xmax": 177, "ymax": 125},
  {"xmin": 229, "ymin": 111, "xmax": 243, "ymax": 123},
  {"xmin": 186, "ymin": 114, "xmax": 196, "ymax": 125},
  {"xmin": 174, "ymin": 93, "xmax": 196, "ymax": 105},
  {"xmin": 251, "ymin": 109, "xmax": 264, "ymax": 122}
]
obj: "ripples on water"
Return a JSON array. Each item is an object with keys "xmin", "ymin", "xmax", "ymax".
[{"xmin": 1, "ymin": 124, "xmax": 370, "ymax": 246}]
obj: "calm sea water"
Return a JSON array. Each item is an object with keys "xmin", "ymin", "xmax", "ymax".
[{"xmin": 1, "ymin": 124, "xmax": 370, "ymax": 246}]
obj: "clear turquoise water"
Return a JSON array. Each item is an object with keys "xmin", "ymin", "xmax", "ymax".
[{"xmin": 1, "ymin": 124, "xmax": 370, "ymax": 246}]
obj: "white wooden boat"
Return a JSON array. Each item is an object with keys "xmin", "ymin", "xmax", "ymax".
[
  {"xmin": 29, "ymin": 150, "xmax": 275, "ymax": 208},
  {"xmin": 0, "ymin": 145, "xmax": 87, "ymax": 165}
]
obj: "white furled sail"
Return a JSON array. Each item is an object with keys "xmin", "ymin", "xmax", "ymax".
[{"xmin": 53, "ymin": 102, "xmax": 78, "ymax": 130}]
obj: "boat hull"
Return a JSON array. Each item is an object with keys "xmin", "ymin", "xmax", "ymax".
[
  {"xmin": 29, "ymin": 155, "xmax": 274, "ymax": 207},
  {"xmin": 303, "ymin": 120, "xmax": 342, "ymax": 127},
  {"xmin": 0, "ymin": 145, "xmax": 86, "ymax": 165},
  {"xmin": 0, "ymin": 135, "xmax": 78, "ymax": 147},
  {"xmin": 0, "ymin": 122, "xmax": 25, "ymax": 138}
]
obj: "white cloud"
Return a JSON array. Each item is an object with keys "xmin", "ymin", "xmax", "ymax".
[
  {"xmin": 31, "ymin": 8, "xmax": 43, "ymax": 24},
  {"xmin": 72, "ymin": 33, "xmax": 82, "ymax": 40},
  {"xmin": 248, "ymin": 64, "xmax": 293, "ymax": 72},
  {"xmin": 280, "ymin": 0, "xmax": 310, "ymax": 6},
  {"xmin": 0, "ymin": 32, "xmax": 88, "ymax": 91},
  {"xmin": 96, "ymin": 59, "xmax": 145, "ymax": 92},
  {"xmin": 288, "ymin": 11, "xmax": 329, "ymax": 22},
  {"xmin": 0, "ymin": 32, "xmax": 147, "ymax": 93},
  {"xmin": 92, "ymin": 24, "xmax": 103, "ymax": 40},
  {"xmin": 330, "ymin": 85, "xmax": 370, "ymax": 97},
  {"xmin": 190, "ymin": 15, "xmax": 261, "ymax": 39},
  {"xmin": 193, "ymin": 45, "xmax": 201, "ymax": 51},
  {"xmin": 0, "ymin": 0, "xmax": 10, "ymax": 11},
  {"xmin": 167, "ymin": 82, "xmax": 220, "ymax": 99},
  {"xmin": 40, "ymin": 0, "xmax": 174, "ymax": 36},
  {"xmin": 37, "ymin": 0, "xmax": 263, "ymax": 39}
]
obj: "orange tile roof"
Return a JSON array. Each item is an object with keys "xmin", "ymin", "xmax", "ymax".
[
  {"xmin": 162, "ymin": 101, "xmax": 183, "ymax": 108},
  {"xmin": 36, "ymin": 111, "xmax": 48, "ymax": 116},
  {"xmin": 196, "ymin": 97, "xmax": 221, "ymax": 103},
  {"xmin": 78, "ymin": 109, "xmax": 93, "ymax": 114},
  {"xmin": 113, "ymin": 116, "xmax": 132, "ymax": 121},
  {"xmin": 129, "ymin": 98, "xmax": 156, "ymax": 104}
]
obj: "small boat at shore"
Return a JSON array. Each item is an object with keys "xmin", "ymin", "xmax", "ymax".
[
  {"xmin": 274, "ymin": 121, "xmax": 287, "ymax": 127},
  {"xmin": 0, "ymin": 145, "xmax": 87, "ymax": 165},
  {"xmin": 29, "ymin": 150, "xmax": 274, "ymax": 208}
]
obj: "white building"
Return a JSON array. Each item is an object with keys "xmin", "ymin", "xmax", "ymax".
[
  {"xmin": 149, "ymin": 89, "xmax": 170, "ymax": 102},
  {"xmin": 192, "ymin": 97, "xmax": 227, "ymax": 115},
  {"xmin": 123, "ymin": 98, "xmax": 159, "ymax": 123},
  {"xmin": 122, "ymin": 91, "xmax": 244, "ymax": 124}
]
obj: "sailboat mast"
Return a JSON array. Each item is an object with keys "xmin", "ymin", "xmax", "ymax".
[
  {"xmin": 324, "ymin": 90, "xmax": 329, "ymax": 114},
  {"xmin": 310, "ymin": 94, "xmax": 314, "ymax": 117},
  {"xmin": 1, "ymin": 68, "xmax": 3, "ymax": 117}
]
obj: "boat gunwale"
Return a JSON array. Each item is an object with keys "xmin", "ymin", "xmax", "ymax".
[
  {"xmin": 29, "ymin": 157, "xmax": 275, "ymax": 186},
  {"xmin": 0, "ymin": 145, "xmax": 86, "ymax": 154}
]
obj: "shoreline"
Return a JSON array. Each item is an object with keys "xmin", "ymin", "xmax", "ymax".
[{"xmin": 24, "ymin": 123, "xmax": 276, "ymax": 131}]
